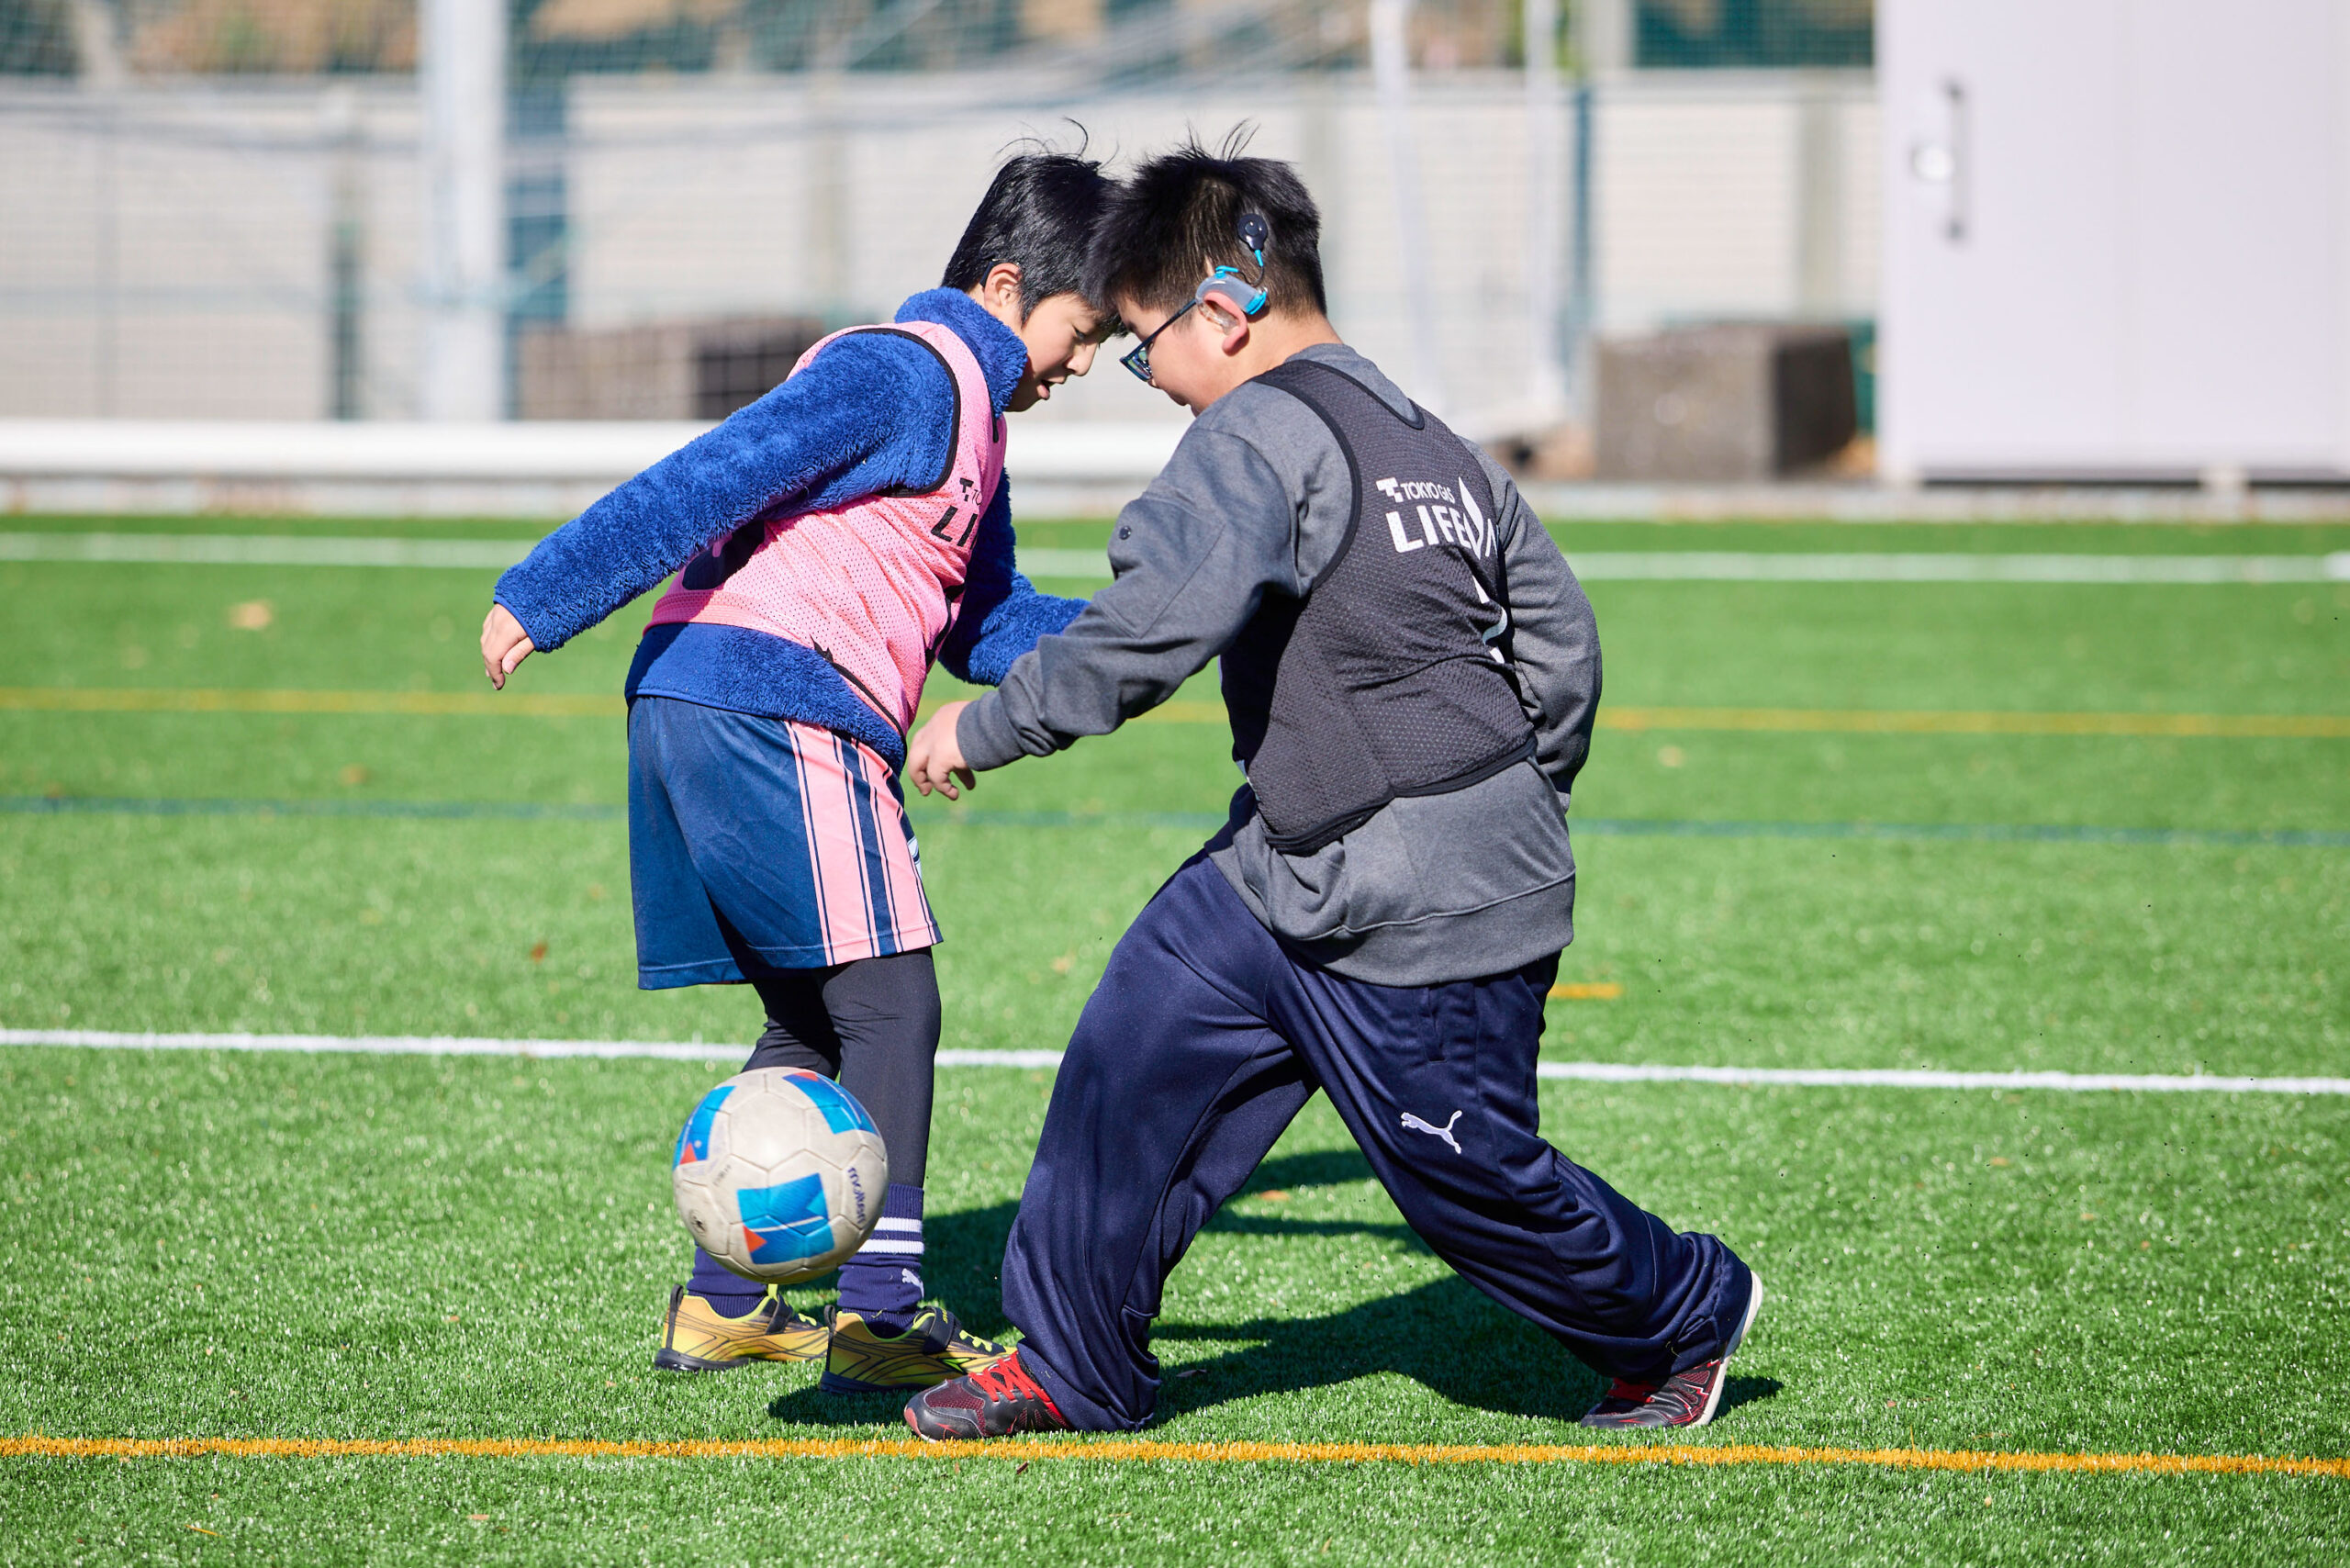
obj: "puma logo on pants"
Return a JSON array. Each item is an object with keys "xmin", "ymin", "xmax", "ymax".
[{"xmin": 1401, "ymin": 1109, "xmax": 1463, "ymax": 1154}]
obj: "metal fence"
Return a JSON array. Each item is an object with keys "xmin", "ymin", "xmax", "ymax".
[{"xmin": 2, "ymin": 0, "xmax": 1875, "ymax": 448}]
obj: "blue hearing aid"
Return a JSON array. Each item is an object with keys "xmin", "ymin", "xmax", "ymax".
[
  {"xmin": 1198, "ymin": 266, "xmax": 1268, "ymax": 320},
  {"xmin": 1237, "ymin": 211, "xmax": 1270, "ymax": 268}
]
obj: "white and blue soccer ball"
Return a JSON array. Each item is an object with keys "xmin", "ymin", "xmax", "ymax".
[{"xmin": 670, "ymin": 1068, "xmax": 889, "ymax": 1284}]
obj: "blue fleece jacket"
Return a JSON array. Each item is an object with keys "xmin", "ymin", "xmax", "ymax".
[{"xmin": 493, "ymin": 287, "xmax": 1087, "ymax": 767}]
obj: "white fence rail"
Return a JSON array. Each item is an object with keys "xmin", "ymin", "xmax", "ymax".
[
  {"xmin": 8, "ymin": 419, "xmax": 2350, "ymax": 521},
  {"xmin": 0, "ymin": 417, "xmax": 1179, "ymax": 517}
]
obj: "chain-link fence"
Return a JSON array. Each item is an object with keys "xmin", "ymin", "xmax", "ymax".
[{"xmin": 2, "ymin": 0, "xmax": 1874, "ymax": 454}]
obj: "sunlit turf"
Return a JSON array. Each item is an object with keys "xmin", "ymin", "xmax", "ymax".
[
  {"xmin": 2, "ymin": 817, "xmax": 2343, "ymax": 1080},
  {"xmin": 5, "ymin": 518, "xmax": 2345, "ymax": 831},
  {"xmin": 3, "ymin": 515, "xmax": 2348, "ymax": 1562},
  {"xmin": 3, "ymin": 1046, "xmax": 2347, "ymax": 1562},
  {"xmin": 6, "ymin": 518, "xmax": 2346, "ymax": 717},
  {"xmin": 8, "ymin": 1458, "xmax": 2345, "ymax": 1567}
]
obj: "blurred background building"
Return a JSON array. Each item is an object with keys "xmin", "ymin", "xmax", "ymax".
[
  {"xmin": 0, "ymin": 1, "xmax": 1875, "ymax": 460},
  {"xmin": 5, "ymin": 1, "xmax": 2345, "ymax": 504}
]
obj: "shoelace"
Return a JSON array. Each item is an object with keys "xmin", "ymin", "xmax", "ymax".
[
  {"xmin": 968, "ymin": 1359, "xmax": 1029, "ymax": 1403},
  {"xmin": 960, "ymin": 1353, "xmax": 1067, "ymax": 1428}
]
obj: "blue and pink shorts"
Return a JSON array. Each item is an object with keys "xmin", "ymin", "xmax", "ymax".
[{"xmin": 627, "ymin": 696, "xmax": 939, "ymax": 987}]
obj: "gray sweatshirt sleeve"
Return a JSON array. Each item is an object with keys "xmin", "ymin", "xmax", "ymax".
[
  {"xmin": 1476, "ymin": 449, "xmax": 1601, "ymax": 799},
  {"xmin": 956, "ymin": 419, "xmax": 1309, "ymax": 770}
]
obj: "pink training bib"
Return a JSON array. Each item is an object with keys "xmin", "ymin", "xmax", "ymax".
[{"xmin": 644, "ymin": 320, "xmax": 1007, "ymax": 738}]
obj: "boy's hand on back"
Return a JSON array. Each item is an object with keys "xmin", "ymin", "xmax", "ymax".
[
  {"xmin": 480, "ymin": 603, "xmax": 536, "ymax": 689},
  {"xmin": 907, "ymin": 701, "xmax": 977, "ymax": 801}
]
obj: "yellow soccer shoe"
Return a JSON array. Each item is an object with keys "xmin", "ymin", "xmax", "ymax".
[
  {"xmin": 652, "ymin": 1284, "xmax": 828, "ymax": 1372},
  {"xmin": 821, "ymin": 1306, "xmax": 1013, "ymax": 1394}
]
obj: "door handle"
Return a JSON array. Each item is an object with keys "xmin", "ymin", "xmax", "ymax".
[{"xmin": 1908, "ymin": 77, "xmax": 1969, "ymax": 244}]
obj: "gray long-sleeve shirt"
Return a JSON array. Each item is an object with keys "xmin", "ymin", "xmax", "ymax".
[{"xmin": 957, "ymin": 342, "xmax": 1602, "ymax": 987}]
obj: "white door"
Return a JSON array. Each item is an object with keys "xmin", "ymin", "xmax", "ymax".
[{"xmin": 1880, "ymin": 0, "xmax": 2348, "ymax": 480}]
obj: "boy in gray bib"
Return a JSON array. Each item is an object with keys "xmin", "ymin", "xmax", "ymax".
[{"xmin": 901, "ymin": 138, "xmax": 1762, "ymax": 1439}]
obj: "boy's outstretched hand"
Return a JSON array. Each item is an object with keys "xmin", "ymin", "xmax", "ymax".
[
  {"xmin": 907, "ymin": 700, "xmax": 977, "ymax": 801},
  {"xmin": 480, "ymin": 604, "xmax": 535, "ymax": 689}
]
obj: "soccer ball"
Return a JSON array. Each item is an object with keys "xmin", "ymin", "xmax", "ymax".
[{"xmin": 670, "ymin": 1068, "xmax": 889, "ymax": 1284}]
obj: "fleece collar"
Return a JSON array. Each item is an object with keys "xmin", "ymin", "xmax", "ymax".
[{"xmin": 895, "ymin": 288, "xmax": 1029, "ymax": 416}]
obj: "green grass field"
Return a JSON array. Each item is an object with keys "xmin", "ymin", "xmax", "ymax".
[{"xmin": 3, "ymin": 514, "xmax": 2348, "ymax": 1563}]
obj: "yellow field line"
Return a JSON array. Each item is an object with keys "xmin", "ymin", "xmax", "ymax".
[
  {"xmin": 4, "ymin": 1434, "xmax": 2343, "ymax": 1479},
  {"xmin": 1601, "ymin": 705, "xmax": 2350, "ymax": 739},
  {"xmin": 0, "ymin": 687, "xmax": 619, "ymax": 718},
  {"xmin": 3, "ymin": 689, "xmax": 2346, "ymax": 739},
  {"xmin": 1549, "ymin": 982, "xmax": 1625, "ymax": 1000}
]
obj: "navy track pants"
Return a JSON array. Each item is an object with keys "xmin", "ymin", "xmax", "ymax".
[{"xmin": 1002, "ymin": 857, "xmax": 1752, "ymax": 1432}]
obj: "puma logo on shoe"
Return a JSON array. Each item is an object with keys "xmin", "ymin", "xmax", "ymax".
[{"xmin": 1401, "ymin": 1110, "xmax": 1463, "ymax": 1154}]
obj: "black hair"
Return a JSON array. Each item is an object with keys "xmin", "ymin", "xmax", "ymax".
[
  {"xmin": 941, "ymin": 145, "xmax": 1113, "ymax": 319},
  {"xmin": 1083, "ymin": 129, "xmax": 1327, "ymax": 322}
]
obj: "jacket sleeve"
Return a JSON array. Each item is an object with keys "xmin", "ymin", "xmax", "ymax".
[
  {"xmin": 956, "ymin": 426, "xmax": 1294, "ymax": 770},
  {"xmin": 491, "ymin": 332, "xmax": 956, "ymax": 652},
  {"xmin": 935, "ymin": 477, "xmax": 1089, "ymax": 688},
  {"xmin": 1476, "ymin": 449, "xmax": 1601, "ymax": 801}
]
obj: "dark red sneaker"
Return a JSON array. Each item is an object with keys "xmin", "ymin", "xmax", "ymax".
[
  {"xmin": 1580, "ymin": 1272, "xmax": 1764, "ymax": 1429},
  {"xmin": 903, "ymin": 1349, "xmax": 1072, "ymax": 1440}
]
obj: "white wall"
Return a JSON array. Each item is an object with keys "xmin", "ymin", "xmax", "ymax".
[{"xmin": 1880, "ymin": 0, "xmax": 2350, "ymax": 479}]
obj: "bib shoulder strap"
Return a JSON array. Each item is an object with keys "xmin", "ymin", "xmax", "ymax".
[
  {"xmin": 1250, "ymin": 359, "xmax": 1371, "ymax": 591},
  {"xmin": 796, "ymin": 325, "xmax": 970, "ymax": 498},
  {"xmin": 1255, "ymin": 354, "xmax": 1429, "ymax": 429},
  {"xmin": 1253, "ymin": 358, "xmax": 1510, "ymax": 614}
]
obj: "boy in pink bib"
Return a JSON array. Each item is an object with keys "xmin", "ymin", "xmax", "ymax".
[{"xmin": 480, "ymin": 153, "xmax": 1113, "ymax": 1394}]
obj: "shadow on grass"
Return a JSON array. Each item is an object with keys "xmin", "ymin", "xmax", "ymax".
[
  {"xmin": 1233, "ymin": 1147, "xmax": 1379, "ymax": 1196},
  {"xmin": 762, "ymin": 1145, "xmax": 1770, "ymax": 1432},
  {"xmin": 1719, "ymin": 1376, "xmax": 1782, "ymax": 1417},
  {"xmin": 901, "ymin": 1147, "xmax": 1401, "ymax": 1346},
  {"xmin": 920, "ymin": 1198, "xmax": 1021, "ymax": 1340},
  {"xmin": 767, "ymin": 1384, "xmax": 912, "ymax": 1427},
  {"xmin": 1149, "ymin": 1303, "xmax": 1782, "ymax": 1428},
  {"xmin": 1152, "ymin": 1274, "xmax": 1609, "ymax": 1425}
]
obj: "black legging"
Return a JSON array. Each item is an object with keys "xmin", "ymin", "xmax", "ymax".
[{"xmin": 744, "ymin": 949, "xmax": 939, "ymax": 1189}]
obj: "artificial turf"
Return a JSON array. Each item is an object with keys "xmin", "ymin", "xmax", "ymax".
[
  {"xmin": 4, "ymin": 815, "xmax": 2344, "ymax": 1080},
  {"xmin": 2, "ymin": 515, "xmax": 2347, "ymax": 1563},
  {"xmin": 5, "ymin": 1048, "xmax": 2348, "ymax": 1562}
]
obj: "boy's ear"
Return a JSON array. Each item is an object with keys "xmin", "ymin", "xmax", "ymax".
[
  {"xmin": 1202, "ymin": 301, "xmax": 1250, "ymax": 356},
  {"xmin": 976, "ymin": 262, "xmax": 1023, "ymax": 315}
]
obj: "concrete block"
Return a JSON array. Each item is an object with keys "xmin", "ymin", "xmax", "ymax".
[
  {"xmin": 518, "ymin": 316, "xmax": 824, "ymax": 420},
  {"xmin": 1595, "ymin": 324, "xmax": 1857, "ymax": 481}
]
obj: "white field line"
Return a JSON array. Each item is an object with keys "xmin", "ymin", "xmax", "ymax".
[
  {"xmin": 4, "ymin": 533, "xmax": 2347, "ymax": 585},
  {"xmin": 1532, "ymin": 1061, "xmax": 2350, "ymax": 1094},
  {"xmin": 3, "ymin": 1030, "xmax": 2344, "ymax": 1095},
  {"xmin": 0, "ymin": 533, "xmax": 533, "ymax": 569},
  {"xmin": 0, "ymin": 1030, "xmax": 1067, "ymax": 1070},
  {"xmin": 1566, "ymin": 551, "xmax": 2350, "ymax": 584}
]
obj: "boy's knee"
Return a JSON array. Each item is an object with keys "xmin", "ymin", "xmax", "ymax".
[{"xmin": 744, "ymin": 1037, "xmax": 839, "ymax": 1077}]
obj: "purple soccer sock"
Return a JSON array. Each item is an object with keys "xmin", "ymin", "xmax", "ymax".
[
  {"xmin": 834, "ymin": 1183, "xmax": 924, "ymax": 1333},
  {"xmin": 686, "ymin": 1249, "xmax": 767, "ymax": 1319}
]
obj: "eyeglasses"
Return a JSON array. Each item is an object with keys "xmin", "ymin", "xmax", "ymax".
[
  {"xmin": 1119, "ymin": 299, "xmax": 1200, "ymax": 386},
  {"xmin": 1119, "ymin": 267, "xmax": 1267, "ymax": 386}
]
